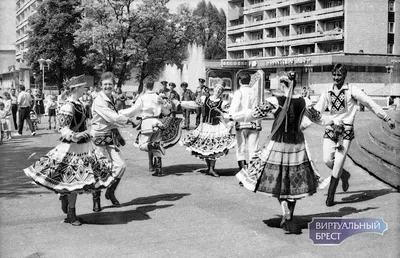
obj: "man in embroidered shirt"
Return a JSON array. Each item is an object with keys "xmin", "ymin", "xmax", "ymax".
[
  {"xmin": 17, "ymin": 85, "xmax": 36, "ymax": 136},
  {"xmin": 229, "ymin": 72, "xmax": 261, "ymax": 173},
  {"xmin": 90, "ymin": 72, "xmax": 132, "ymax": 211},
  {"xmin": 120, "ymin": 80, "xmax": 171, "ymax": 177},
  {"xmin": 307, "ymin": 63, "xmax": 396, "ymax": 207}
]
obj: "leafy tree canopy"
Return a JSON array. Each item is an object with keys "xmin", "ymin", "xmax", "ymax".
[{"xmin": 27, "ymin": 0, "xmax": 90, "ymax": 90}]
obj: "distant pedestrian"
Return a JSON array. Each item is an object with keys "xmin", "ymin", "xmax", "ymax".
[
  {"xmin": 194, "ymin": 78, "xmax": 210, "ymax": 127},
  {"xmin": 168, "ymin": 82, "xmax": 180, "ymax": 118},
  {"xmin": 1, "ymin": 92, "xmax": 13, "ymax": 140},
  {"xmin": 10, "ymin": 88, "xmax": 18, "ymax": 130},
  {"xmin": 45, "ymin": 95, "xmax": 57, "ymax": 130},
  {"xmin": 16, "ymin": 85, "xmax": 36, "ymax": 136},
  {"xmin": 114, "ymin": 87, "xmax": 127, "ymax": 111}
]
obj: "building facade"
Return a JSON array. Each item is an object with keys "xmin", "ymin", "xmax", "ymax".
[
  {"xmin": 209, "ymin": 0, "xmax": 400, "ymax": 95},
  {"xmin": 0, "ymin": 0, "xmax": 43, "ymax": 91}
]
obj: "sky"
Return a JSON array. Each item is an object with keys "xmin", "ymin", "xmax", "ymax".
[{"xmin": 166, "ymin": 0, "xmax": 228, "ymax": 13}]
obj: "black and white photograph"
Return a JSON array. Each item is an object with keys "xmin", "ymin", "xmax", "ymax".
[{"xmin": 0, "ymin": 0, "xmax": 399, "ymax": 257}]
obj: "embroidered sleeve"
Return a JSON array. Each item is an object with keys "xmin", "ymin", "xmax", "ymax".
[
  {"xmin": 251, "ymin": 101, "xmax": 276, "ymax": 119},
  {"xmin": 93, "ymin": 97, "xmax": 129, "ymax": 125},
  {"xmin": 352, "ymin": 86, "xmax": 390, "ymax": 121},
  {"xmin": 58, "ymin": 103, "xmax": 78, "ymax": 141},
  {"xmin": 306, "ymin": 91, "xmax": 332, "ymax": 125}
]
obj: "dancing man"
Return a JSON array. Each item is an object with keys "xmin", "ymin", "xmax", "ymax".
[
  {"xmin": 306, "ymin": 63, "xmax": 396, "ymax": 206},
  {"xmin": 121, "ymin": 81, "xmax": 172, "ymax": 177},
  {"xmin": 229, "ymin": 72, "xmax": 262, "ymax": 172},
  {"xmin": 91, "ymin": 72, "xmax": 132, "ymax": 211}
]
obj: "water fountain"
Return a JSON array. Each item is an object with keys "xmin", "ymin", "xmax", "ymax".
[{"xmin": 157, "ymin": 43, "xmax": 206, "ymax": 94}]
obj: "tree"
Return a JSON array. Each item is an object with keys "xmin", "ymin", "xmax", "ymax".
[
  {"xmin": 192, "ymin": 0, "xmax": 226, "ymax": 60},
  {"xmin": 75, "ymin": 0, "xmax": 140, "ymax": 88},
  {"xmin": 133, "ymin": 0, "xmax": 194, "ymax": 92},
  {"xmin": 76, "ymin": 0, "xmax": 193, "ymax": 91},
  {"xmin": 27, "ymin": 0, "xmax": 90, "ymax": 90}
]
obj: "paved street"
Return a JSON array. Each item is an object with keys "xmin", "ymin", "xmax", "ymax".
[{"xmin": 0, "ymin": 113, "xmax": 399, "ymax": 258}]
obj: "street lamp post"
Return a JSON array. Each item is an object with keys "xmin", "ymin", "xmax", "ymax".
[{"xmin": 38, "ymin": 58, "xmax": 52, "ymax": 93}]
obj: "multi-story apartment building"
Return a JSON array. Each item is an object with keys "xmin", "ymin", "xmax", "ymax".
[
  {"xmin": 211, "ymin": 0, "xmax": 400, "ymax": 93},
  {"xmin": 0, "ymin": 0, "xmax": 42, "ymax": 90}
]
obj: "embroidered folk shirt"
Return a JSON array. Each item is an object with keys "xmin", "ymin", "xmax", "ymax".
[{"xmin": 313, "ymin": 84, "xmax": 389, "ymax": 125}]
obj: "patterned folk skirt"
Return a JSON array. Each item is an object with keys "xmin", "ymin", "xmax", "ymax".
[
  {"xmin": 133, "ymin": 117, "xmax": 183, "ymax": 149},
  {"xmin": 236, "ymin": 140, "xmax": 319, "ymax": 199},
  {"xmin": 160, "ymin": 117, "xmax": 183, "ymax": 149},
  {"xmin": 180, "ymin": 121, "xmax": 236, "ymax": 160},
  {"xmin": 24, "ymin": 141, "xmax": 116, "ymax": 194}
]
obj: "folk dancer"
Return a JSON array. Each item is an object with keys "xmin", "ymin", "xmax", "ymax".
[
  {"xmin": 305, "ymin": 63, "xmax": 396, "ymax": 207},
  {"xmin": 229, "ymin": 72, "xmax": 262, "ymax": 173},
  {"xmin": 91, "ymin": 72, "xmax": 133, "ymax": 211},
  {"xmin": 232, "ymin": 72, "xmax": 320, "ymax": 233},
  {"xmin": 179, "ymin": 84, "xmax": 236, "ymax": 177},
  {"xmin": 120, "ymin": 81, "xmax": 173, "ymax": 177},
  {"xmin": 24, "ymin": 75, "xmax": 116, "ymax": 226}
]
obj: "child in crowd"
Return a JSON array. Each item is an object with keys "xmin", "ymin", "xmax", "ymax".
[
  {"xmin": 46, "ymin": 95, "xmax": 58, "ymax": 130},
  {"xmin": 0, "ymin": 102, "xmax": 9, "ymax": 143}
]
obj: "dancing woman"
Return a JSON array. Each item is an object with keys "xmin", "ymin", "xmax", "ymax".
[
  {"xmin": 23, "ymin": 75, "xmax": 116, "ymax": 226},
  {"xmin": 232, "ymin": 72, "xmax": 319, "ymax": 233},
  {"xmin": 178, "ymin": 84, "xmax": 236, "ymax": 177}
]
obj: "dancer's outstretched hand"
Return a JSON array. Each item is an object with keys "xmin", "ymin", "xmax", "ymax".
[{"xmin": 388, "ymin": 119, "xmax": 396, "ymax": 129}]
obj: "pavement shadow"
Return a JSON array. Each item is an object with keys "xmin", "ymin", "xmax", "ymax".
[
  {"xmin": 335, "ymin": 188, "xmax": 395, "ymax": 204},
  {"xmin": 163, "ymin": 164, "xmax": 206, "ymax": 176},
  {"xmin": 263, "ymin": 206, "xmax": 378, "ymax": 234},
  {"xmin": 102, "ymin": 193, "xmax": 191, "ymax": 210},
  {"xmin": 0, "ymin": 140, "xmax": 54, "ymax": 199},
  {"xmin": 78, "ymin": 204, "xmax": 173, "ymax": 225}
]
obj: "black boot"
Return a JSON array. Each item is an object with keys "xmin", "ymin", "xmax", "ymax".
[
  {"xmin": 105, "ymin": 178, "xmax": 121, "ymax": 205},
  {"xmin": 152, "ymin": 157, "xmax": 164, "ymax": 177},
  {"xmin": 59, "ymin": 195, "xmax": 68, "ymax": 214},
  {"xmin": 92, "ymin": 191, "xmax": 102, "ymax": 212},
  {"xmin": 340, "ymin": 169, "xmax": 351, "ymax": 192},
  {"xmin": 67, "ymin": 207, "xmax": 82, "ymax": 226},
  {"xmin": 208, "ymin": 160, "xmax": 219, "ymax": 177},
  {"xmin": 205, "ymin": 159, "xmax": 211, "ymax": 173},
  {"xmin": 148, "ymin": 152, "xmax": 155, "ymax": 172},
  {"xmin": 326, "ymin": 176, "xmax": 340, "ymax": 207},
  {"xmin": 238, "ymin": 160, "xmax": 246, "ymax": 186}
]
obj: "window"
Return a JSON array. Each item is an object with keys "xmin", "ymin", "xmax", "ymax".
[
  {"xmin": 388, "ymin": 22, "xmax": 395, "ymax": 33},
  {"xmin": 282, "ymin": 8, "xmax": 290, "ymax": 16},
  {"xmin": 266, "ymin": 28, "xmax": 276, "ymax": 38},
  {"xmin": 388, "ymin": 44, "xmax": 394, "ymax": 54},
  {"xmin": 250, "ymin": 49, "xmax": 263, "ymax": 58},
  {"xmin": 250, "ymin": 30, "xmax": 263, "ymax": 40},
  {"xmin": 266, "ymin": 47, "xmax": 276, "ymax": 56},
  {"xmin": 268, "ymin": 10, "xmax": 276, "ymax": 18},
  {"xmin": 389, "ymin": 0, "xmax": 395, "ymax": 11},
  {"xmin": 283, "ymin": 27, "xmax": 290, "ymax": 36},
  {"xmin": 251, "ymin": 0, "xmax": 264, "ymax": 4},
  {"xmin": 252, "ymin": 14, "xmax": 263, "ymax": 22}
]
